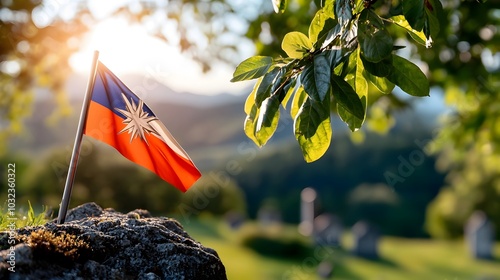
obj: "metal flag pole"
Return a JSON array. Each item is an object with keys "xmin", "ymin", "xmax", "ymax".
[{"xmin": 57, "ymin": 50, "xmax": 100, "ymax": 224}]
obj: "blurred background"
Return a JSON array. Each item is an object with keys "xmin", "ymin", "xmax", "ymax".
[{"xmin": 1, "ymin": 0, "xmax": 499, "ymax": 279}]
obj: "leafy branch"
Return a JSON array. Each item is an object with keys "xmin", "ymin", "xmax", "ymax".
[{"xmin": 232, "ymin": 0, "xmax": 442, "ymax": 162}]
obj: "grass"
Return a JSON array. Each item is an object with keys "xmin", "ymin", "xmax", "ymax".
[
  {"xmin": 181, "ymin": 217, "xmax": 500, "ymax": 280},
  {"xmin": 2, "ymin": 206, "xmax": 499, "ymax": 279},
  {"xmin": 0, "ymin": 201, "xmax": 49, "ymax": 230}
]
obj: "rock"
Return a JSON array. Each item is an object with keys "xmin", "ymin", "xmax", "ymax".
[{"xmin": 0, "ymin": 202, "xmax": 227, "ymax": 280}]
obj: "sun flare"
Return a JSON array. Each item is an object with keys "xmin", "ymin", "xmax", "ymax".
[
  {"xmin": 69, "ymin": 15, "xmax": 250, "ymax": 95},
  {"xmin": 70, "ymin": 18, "xmax": 168, "ymax": 74}
]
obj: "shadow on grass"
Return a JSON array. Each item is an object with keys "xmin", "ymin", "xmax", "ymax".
[
  {"xmin": 345, "ymin": 248, "xmax": 400, "ymax": 268},
  {"xmin": 319, "ymin": 247, "xmax": 400, "ymax": 279},
  {"xmin": 370, "ymin": 256, "xmax": 399, "ymax": 268},
  {"xmin": 482, "ymin": 255, "xmax": 500, "ymax": 263},
  {"xmin": 179, "ymin": 217, "xmax": 223, "ymax": 240},
  {"xmin": 331, "ymin": 264, "xmax": 364, "ymax": 280}
]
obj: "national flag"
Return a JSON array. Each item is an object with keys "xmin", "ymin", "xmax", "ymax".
[{"xmin": 83, "ymin": 61, "xmax": 201, "ymax": 192}]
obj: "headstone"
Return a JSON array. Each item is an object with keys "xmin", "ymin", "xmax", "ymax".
[
  {"xmin": 299, "ymin": 187, "xmax": 317, "ymax": 236},
  {"xmin": 352, "ymin": 221, "xmax": 379, "ymax": 259},
  {"xmin": 257, "ymin": 207, "xmax": 282, "ymax": 225},
  {"xmin": 465, "ymin": 211, "xmax": 495, "ymax": 260},
  {"xmin": 314, "ymin": 213, "xmax": 343, "ymax": 247},
  {"xmin": 224, "ymin": 211, "xmax": 245, "ymax": 230},
  {"xmin": 317, "ymin": 260, "xmax": 334, "ymax": 279}
]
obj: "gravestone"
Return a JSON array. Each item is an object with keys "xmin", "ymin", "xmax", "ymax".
[
  {"xmin": 317, "ymin": 260, "xmax": 334, "ymax": 279},
  {"xmin": 299, "ymin": 187, "xmax": 317, "ymax": 236},
  {"xmin": 314, "ymin": 213, "xmax": 343, "ymax": 247},
  {"xmin": 465, "ymin": 211, "xmax": 495, "ymax": 260},
  {"xmin": 352, "ymin": 221, "xmax": 379, "ymax": 259},
  {"xmin": 224, "ymin": 211, "xmax": 245, "ymax": 230},
  {"xmin": 257, "ymin": 207, "xmax": 282, "ymax": 226}
]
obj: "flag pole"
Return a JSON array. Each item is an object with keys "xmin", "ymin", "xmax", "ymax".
[{"xmin": 57, "ymin": 50, "xmax": 100, "ymax": 224}]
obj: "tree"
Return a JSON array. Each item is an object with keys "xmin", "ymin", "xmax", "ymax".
[
  {"xmin": 231, "ymin": 0, "xmax": 439, "ymax": 162},
  {"xmin": 422, "ymin": 1, "xmax": 500, "ymax": 239},
  {"xmin": 0, "ymin": 0, "xmax": 259, "ymax": 151},
  {"xmin": 0, "ymin": 0, "xmax": 434, "ymax": 158},
  {"xmin": 2, "ymin": 0, "xmax": 499, "ymax": 238},
  {"xmin": 0, "ymin": 0, "xmax": 86, "ymax": 151},
  {"xmin": 231, "ymin": 0, "xmax": 500, "ymax": 238}
]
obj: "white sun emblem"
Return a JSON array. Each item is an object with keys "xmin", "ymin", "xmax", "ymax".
[{"xmin": 115, "ymin": 93, "xmax": 160, "ymax": 145}]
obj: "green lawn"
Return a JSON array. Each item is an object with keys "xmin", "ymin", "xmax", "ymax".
[{"xmin": 181, "ymin": 217, "xmax": 500, "ymax": 280}]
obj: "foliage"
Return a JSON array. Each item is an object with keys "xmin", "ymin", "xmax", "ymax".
[
  {"xmin": 2, "ymin": 0, "xmax": 499, "ymax": 241},
  {"xmin": 0, "ymin": 0, "xmax": 257, "ymax": 152},
  {"xmin": 229, "ymin": 0, "xmax": 500, "ymax": 241},
  {"xmin": 0, "ymin": 0, "xmax": 87, "ymax": 152},
  {"xmin": 237, "ymin": 223, "xmax": 312, "ymax": 259},
  {"xmin": 0, "ymin": 201, "xmax": 49, "ymax": 230},
  {"xmin": 9, "ymin": 145, "xmax": 246, "ymax": 217},
  {"xmin": 180, "ymin": 176, "xmax": 247, "ymax": 217},
  {"xmin": 231, "ymin": 128, "xmax": 444, "ymax": 238},
  {"xmin": 232, "ymin": 0, "xmax": 437, "ymax": 162},
  {"xmin": 421, "ymin": 1, "xmax": 500, "ymax": 239}
]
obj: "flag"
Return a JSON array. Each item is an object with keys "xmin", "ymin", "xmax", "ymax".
[{"xmin": 83, "ymin": 61, "xmax": 201, "ymax": 192}]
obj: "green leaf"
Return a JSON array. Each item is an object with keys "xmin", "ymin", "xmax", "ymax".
[
  {"xmin": 335, "ymin": 0, "xmax": 352, "ymax": 27},
  {"xmin": 353, "ymin": 0, "xmax": 365, "ymax": 14},
  {"xmin": 388, "ymin": 15, "xmax": 427, "ymax": 46},
  {"xmin": 244, "ymin": 104, "xmax": 259, "ymax": 145},
  {"xmin": 355, "ymin": 49, "xmax": 368, "ymax": 102},
  {"xmin": 244, "ymin": 87, "xmax": 260, "ymax": 145},
  {"xmin": 323, "ymin": 0, "xmax": 335, "ymax": 18},
  {"xmin": 282, "ymin": 32, "xmax": 313, "ymax": 59},
  {"xmin": 244, "ymin": 96, "xmax": 280, "ymax": 147},
  {"xmin": 231, "ymin": 56, "xmax": 274, "ymax": 82},
  {"xmin": 309, "ymin": 9, "xmax": 337, "ymax": 46},
  {"xmin": 272, "ymin": 0, "xmax": 287, "ymax": 13},
  {"xmin": 291, "ymin": 86, "xmax": 307, "ymax": 120},
  {"xmin": 403, "ymin": 0, "xmax": 425, "ymax": 31},
  {"xmin": 337, "ymin": 101, "xmax": 365, "ymax": 132},
  {"xmin": 301, "ymin": 53, "xmax": 331, "ymax": 102},
  {"xmin": 256, "ymin": 95, "xmax": 281, "ymax": 141},
  {"xmin": 244, "ymin": 68, "xmax": 284, "ymax": 147},
  {"xmin": 360, "ymin": 55, "xmax": 393, "ymax": 77},
  {"xmin": 245, "ymin": 78, "xmax": 260, "ymax": 114},
  {"xmin": 331, "ymin": 75, "xmax": 365, "ymax": 120},
  {"xmin": 325, "ymin": 49, "xmax": 343, "ymax": 69},
  {"xmin": 342, "ymin": 48, "xmax": 368, "ymax": 131},
  {"xmin": 271, "ymin": 67, "xmax": 287, "ymax": 95},
  {"xmin": 387, "ymin": 55, "xmax": 430, "ymax": 97},
  {"xmin": 318, "ymin": 23, "xmax": 342, "ymax": 50},
  {"xmin": 255, "ymin": 67, "xmax": 281, "ymax": 107},
  {"xmin": 363, "ymin": 70, "xmax": 395, "ymax": 94},
  {"xmin": 358, "ymin": 9, "xmax": 394, "ymax": 63},
  {"xmin": 294, "ymin": 95, "xmax": 332, "ymax": 162},
  {"xmin": 332, "ymin": 50, "xmax": 347, "ymax": 75},
  {"xmin": 424, "ymin": 0, "xmax": 443, "ymax": 41},
  {"xmin": 281, "ymin": 78, "xmax": 297, "ymax": 108}
]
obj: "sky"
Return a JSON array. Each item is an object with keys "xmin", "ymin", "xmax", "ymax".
[
  {"xmin": 64, "ymin": 3, "xmax": 254, "ymax": 96},
  {"xmin": 70, "ymin": 18, "xmax": 251, "ymax": 96}
]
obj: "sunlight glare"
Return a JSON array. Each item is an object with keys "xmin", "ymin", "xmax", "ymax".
[{"xmin": 70, "ymin": 17, "xmax": 251, "ymax": 95}]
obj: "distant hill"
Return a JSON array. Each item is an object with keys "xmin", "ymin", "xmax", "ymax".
[
  {"xmin": 17, "ymin": 71, "xmax": 248, "ymax": 154},
  {"xmin": 13, "ymin": 73, "xmax": 447, "ymax": 238},
  {"xmin": 63, "ymin": 72, "xmax": 247, "ymax": 107},
  {"xmin": 16, "ymin": 71, "xmax": 441, "ymax": 171}
]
